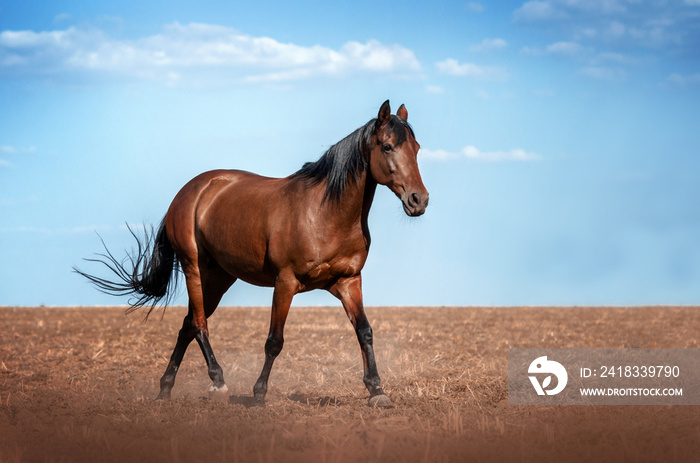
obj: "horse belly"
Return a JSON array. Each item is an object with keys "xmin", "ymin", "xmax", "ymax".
[{"xmin": 209, "ymin": 240, "xmax": 275, "ymax": 287}]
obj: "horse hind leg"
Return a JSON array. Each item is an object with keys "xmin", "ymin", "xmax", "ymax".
[
  {"xmin": 156, "ymin": 310, "xmax": 197, "ymax": 400},
  {"xmin": 156, "ymin": 260, "xmax": 235, "ymax": 400},
  {"xmin": 197, "ymin": 264, "xmax": 236, "ymax": 400}
]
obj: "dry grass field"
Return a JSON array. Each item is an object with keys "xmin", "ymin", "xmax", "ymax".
[{"xmin": 0, "ymin": 305, "xmax": 698, "ymax": 462}]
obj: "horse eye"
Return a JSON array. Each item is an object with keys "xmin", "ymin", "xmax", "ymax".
[{"xmin": 382, "ymin": 144, "xmax": 392, "ymax": 153}]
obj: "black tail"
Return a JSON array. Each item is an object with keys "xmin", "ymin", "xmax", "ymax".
[{"xmin": 74, "ymin": 218, "xmax": 179, "ymax": 317}]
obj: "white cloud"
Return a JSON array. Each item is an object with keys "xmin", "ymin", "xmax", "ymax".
[
  {"xmin": 340, "ymin": 40, "xmax": 420, "ymax": 73},
  {"xmin": 569, "ymin": 0, "xmax": 629, "ymax": 14},
  {"xmin": 0, "ymin": 224, "xmax": 117, "ymax": 235},
  {"xmin": 435, "ymin": 58, "xmax": 506, "ymax": 81},
  {"xmin": 546, "ymin": 41, "xmax": 585, "ymax": 55},
  {"xmin": 607, "ymin": 21, "xmax": 626, "ymax": 38},
  {"xmin": 469, "ymin": 38, "xmax": 508, "ymax": 53},
  {"xmin": 597, "ymin": 52, "xmax": 648, "ymax": 66},
  {"xmin": 523, "ymin": 33, "xmax": 651, "ymax": 85},
  {"xmin": 466, "ymin": 2, "xmax": 485, "ymax": 13},
  {"xmin": 513, "ymin": 1, "xmax": 693, "ymax": 51},
  {"xmin": 425, "ymin": 85, "xmax": 444, "ymax": 94},
  {"xmin": 514, "ymin": 0, "xmax": 632, "ymax": 21},
  {"xmin": 521, "ymin": 38, "xmax": 647, "ymax": 83},
  {"xmin": 462, "ymin": 146, "xmax": 542, "ymax": 161},
  {"xmin": 0, "ymin": 145, "xmax": 36, "ymax": 155},
  {"xmin": 580, "ymin": 66, "xmax": 626, "ymax": 81},
  {"xmin": 421, "ymin": 146, "xmax": 542, "ymax": 162},
  {"xmin": 513, "ymin": 1, "xmax": 568, "ymax": 22},
  {"xmin": 475, "ymin": 88, "xmax": 490, "ymax": 100},
  {"xmin": 523, "ymin": 41, "xmax": 587, "ymax": 57},
  {"xmin": 520, "ymin": 46, "xmax": 544, "ymax": 56},
  {"xmin": 0, "ymin": 23, "xmax": 421, "ymax": 84},
  {"xmin": 0, "ymin": 145, "xmax": 36, "ymax": 169},
  {"xmin": 666, "ymin": 73, "xmax": 700, "ymax": 87},
  {"xmin": 53, "ymin": 13, "xmax": 71, "ymax": 24}
]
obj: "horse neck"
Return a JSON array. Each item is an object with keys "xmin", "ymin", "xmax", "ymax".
[
  {"xmin": 327, "ymin": 166, "xmax": 377, "ymax": 232},
  {"xmin": 359, "ymin": 169, "xmax": 378, "ymax": 229}
]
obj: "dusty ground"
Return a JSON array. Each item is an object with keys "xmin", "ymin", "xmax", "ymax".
[{"xmin": 0, "ymin": 305, "xmax": 698, "ymax": 462}]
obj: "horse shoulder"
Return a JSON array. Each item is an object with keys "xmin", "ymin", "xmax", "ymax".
[{"xmin": 269, "ymin": 197, "xmax": 369, "ymax": 286}]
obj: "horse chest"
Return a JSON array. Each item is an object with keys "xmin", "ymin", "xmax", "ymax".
[
  {"xmin": 294, "ymin": 229, "xmax": 368, "ymax": 287},
  {"xmin": 300, "ymin": 254, "xmax": 366, "ymax": 288}
]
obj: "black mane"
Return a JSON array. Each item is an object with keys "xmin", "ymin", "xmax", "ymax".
[{"xmin": 292, "ymin": 115, "xmax": 414, "ymax": 202}]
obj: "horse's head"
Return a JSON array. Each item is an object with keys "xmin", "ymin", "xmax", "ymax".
[{"xmin": 368, "ymin": 100, "xmax": 429, "ymax": 217}]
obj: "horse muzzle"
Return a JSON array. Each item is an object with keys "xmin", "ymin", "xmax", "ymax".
[{"xmin": 401, "ymin": 189, "xmax": 429, "ymax": 217}]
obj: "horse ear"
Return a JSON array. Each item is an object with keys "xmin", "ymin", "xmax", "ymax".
[
  {"xmin": 377, "ymin": 100, "xmax": 391, "ymax": 125},
  {"xmin": 397, "ymin": 104, "xmax": 408, "ymax": 121}
]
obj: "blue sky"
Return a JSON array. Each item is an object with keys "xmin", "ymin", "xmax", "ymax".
[{"xmin": 1, "ymin": 0, "xmax": 699, "ymax": 307}]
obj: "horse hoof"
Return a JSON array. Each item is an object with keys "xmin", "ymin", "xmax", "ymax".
[
  {"xmin": 208, "ymin": 384, "xmax": 229, "ymax": 402},
  {"xmin": 368, "ymin": 394, "xmax": 394, "ymax": 408}
]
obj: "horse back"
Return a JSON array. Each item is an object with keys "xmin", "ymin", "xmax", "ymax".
[{"xmin": 166, "ymin": 169, "xmax": 368, "ymax": 289}]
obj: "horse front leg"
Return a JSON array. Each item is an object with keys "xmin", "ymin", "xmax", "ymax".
[
  {"xmin": 329, "ymin": 275, "xmax": 394, "ymax": 408},
  {"xmin": 253, "ymin": 276, "xmax": 296, "ymax": 405}
]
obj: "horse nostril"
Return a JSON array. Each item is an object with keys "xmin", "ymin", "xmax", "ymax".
[{"xmin": 411, "ymin": 192, "xmax": 420, "ymax": 206}]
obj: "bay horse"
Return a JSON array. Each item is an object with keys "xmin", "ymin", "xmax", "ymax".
[{"xmin": 76, "ymin": 100, "xmax": 429, "ymax": 407}]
